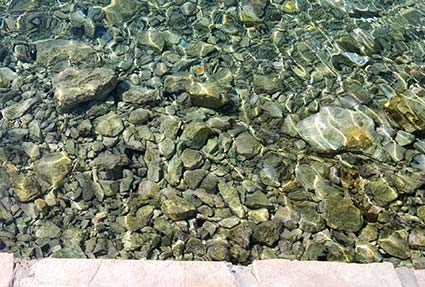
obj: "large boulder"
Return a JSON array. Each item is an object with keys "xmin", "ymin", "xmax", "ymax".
[{"xmin": 296, "ymin": 106, "xmax": 376, "ymax": 152}]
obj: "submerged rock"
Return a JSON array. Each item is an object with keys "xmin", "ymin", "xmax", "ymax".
[
  {"xmin": 384, "ymin": 88, "xmax": 425, "ymax": 132},
  {"xmin": 218, "ymin": 182, "xmax": 245, "ymax": 218},
  {"xmin": 33, "ymin": 152, "xmax": 72, "ymax": 190},
  {"xmin": 0, "ymin": 67, "xmax": 16, "ymax": 88},
  {"xmin": 324, "ymin": 197, "xmax": 363, "ymax": 232},
  {"xmin": 188, "ymin": 82, "xmax": 230, "ymax": 109},
  {"xmin": 161, "ymin": 196, "xmax": 197, "ymax": 221},
  {"xmin": 53, "ymin": 67, "xmax": 118, "ymax": 112},
  {"xmin": 35, "ymin": 39, "xmax": 99, "ymax": 71},
  {"xmin": 12, "ymin": 173, "xmax": 43, "ymax": 202},
  {"xmin": 181, "ymin": 122, "xmax": 214, "ymax": 149},
  {"xmin": 378, "ymin": 229, "xmax": 411, "ymax": 259},
  {"xmin": 234, "ymin": 132, "xmax": 261, "ymax": 159},
  {"xmin": 95, "ymin": 112, "xmax": 124, "ymax": 137},
  {"xmin": 296, "ymin": 106, "xmax": 376, "ymax": 152}
]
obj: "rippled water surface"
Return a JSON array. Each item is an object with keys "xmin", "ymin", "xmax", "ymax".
[{"xmin": 1, "ymin": 0, "xmax": 425, "ymax": 267}]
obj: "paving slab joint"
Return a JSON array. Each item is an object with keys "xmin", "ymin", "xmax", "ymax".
[
  {"xmin": 227, "ymin": 263, "xmax": 260, "ymax": 287},
  {"xmin": 12, "ymin": 260, "xmax": 35, "ymax": 287}
]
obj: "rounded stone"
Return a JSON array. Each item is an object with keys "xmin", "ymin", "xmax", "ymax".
[
  {"xmin": 234, "ymin": 132, "xmax": 260, "ymax": 159},
  {"xmin": 95, "ymin": 112, "xmax": 124, "ymax": 137}
]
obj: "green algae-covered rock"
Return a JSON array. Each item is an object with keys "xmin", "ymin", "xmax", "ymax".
[
  {"xmin": 33, "ymin": 152, "xmax": 72, "ymax": 190},
  {"xmin": 368, "ymin": 179, "xmax": 398, "ymax": 206},
  {"xmin": 35, "ymin": 221, "xmax": 62, "ymax": 239},
  {"xmin": 385, "ymin": 88, "xmax": 425, "ymax": 132},
  {"xmin": 12, "ymin": 173, "xmax": 43, "ymax": 202},
  {"xmin": 252, "ymin": 74, "xmax": 282, "ymax": 94},
  {"xmin": 354, "ymin": 243, "xmax": 382, "ymax": 263},
  {"xmin": 378, "ymin": 229, "xmax": 411, "ymax": 259},
  {"xmin": 252, "ymin": 221, "xmax": 281, "ymax": 246},
  {"xmin": 229, "ymin": 221, "xmax": 252, "ymax": 249},
  {"xmin": 324, "ymin": 197, "xmax": 363, "ymax": 232},
  {"xmin": 161, "ymin": 197, "xmax": 196, "ymax": 221},
  {"xmin": 245, "ymin": 191, "xmax": 271, "ymax": 209},
  {"xmin": 218, "ymin": 182, "xmax": 245, "ymax": 218},
  {"xmin": 297, "ymin": 204, "xmax": 324, "ymax": 233},
  {"xmin": 409, "ymin": 229, "xmax": 425, "ymax": 249},
  {"xmin": 95, "ymin": 112, "xmax": 124, "ymax": 137},
  {"xmin": 180, "ymin": 148, "xmax": 203, "ymax": 170},
  {"xmin": 181, "ymin": 122, "xmax": 214, "ymax": 149}
]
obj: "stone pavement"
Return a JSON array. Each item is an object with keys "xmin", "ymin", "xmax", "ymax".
[{"xmin": 1, "ymin": 253, "xmax": 424, "ymax": 287}]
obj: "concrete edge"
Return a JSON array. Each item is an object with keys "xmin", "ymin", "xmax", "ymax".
[{"xmin": 1, "ymin": 253, "xmax": 424, "ymax": 287}]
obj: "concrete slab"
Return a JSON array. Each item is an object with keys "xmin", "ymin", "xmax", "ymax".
[
  {"xmin": 415, "ymin": 270, "xmax": 425, "ymax": 287},
  {"xmin": 253, "ymin": 260, "xmax": 403, "ymax": 287},
  {"xmin": 396, "ymin": 267, "xmax": 419, "ymax": 287},
  {"xmin": 14, "ymin": 259, "xmax": 238, "ymax": 287},
  {"xmin": 0, "ymin": 253, "xmax": 14, "ymax": 287},
  {"xmin": 231, "ymin": 265, "xmax": 260, "ymax": 287}
]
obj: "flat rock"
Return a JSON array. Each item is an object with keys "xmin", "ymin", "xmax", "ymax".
[
  {"xmin": 95, "ymin": 112, "xmax": 124, "ymax": 137},
  {"xmin": 296, "ymin": 106, "xmax": 376, "ymax": 152},
  {"xmin": 53, "ymin": 67, "xmax": 117, "ymax": 112},
  {"xmin": 1, "ymin": 98, "xmax": 37, "ymax": 120},
  {"xmin": 35, "ymin": 39, "xmax": 99, "ymax": 71}
]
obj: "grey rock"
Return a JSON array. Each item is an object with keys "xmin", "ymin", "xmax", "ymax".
[
  {"xmin": 35, "ymin": 39, "xmax": 99, "ymax": 71},
  {"xmin": 0, "ymin": 67, "xmax": 17, "ymax": 88},
  {"xmin": 181, "ymin": 122, "xmax": 214, "ymax": 149},
  {"xmin": 53, "ymin": 67, "xmax": 117, "ymax": 112},
  {"xmin": 1, "ymin": 98, "xmax": 37, "ymax": 120},
  {"xmin": 180, "ymin": 148, "xmax": 203, "ymax": 169},
  {"xmin": 95, "ymin": 112, "xmax": 124, "ymax": 137},
  {"xmin": 235, "ymin": 132, "xmax": 261, "ymax": 159}
]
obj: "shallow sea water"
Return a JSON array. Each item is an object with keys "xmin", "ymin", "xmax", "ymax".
[{"xmin": 1, "ymin": 0, "xmax": 425, "ymax": 267}]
